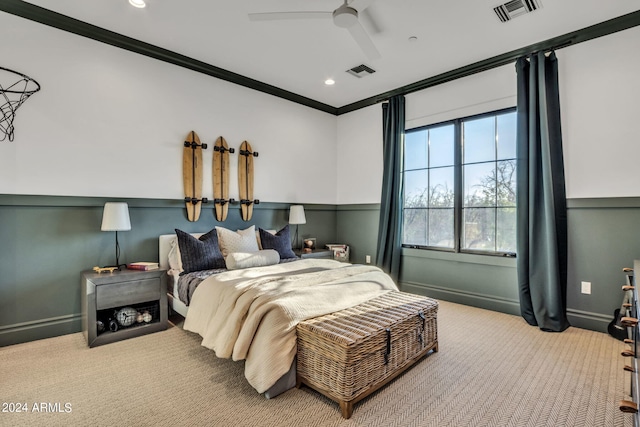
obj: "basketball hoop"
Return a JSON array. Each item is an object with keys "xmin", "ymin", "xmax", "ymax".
[{"xmin": 0, "ymin": 66, "xmax": 41, "ymax": 142}]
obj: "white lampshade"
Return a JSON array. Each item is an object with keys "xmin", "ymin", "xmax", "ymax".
[
  {"xmin": 101, "ymin": 202, "xmax": 131, "ymax": 231},
  {"xmin": 289, "ymin": 205, "xmax": 306, "ymax": 225}
]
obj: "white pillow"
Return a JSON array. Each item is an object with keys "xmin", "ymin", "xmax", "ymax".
[
  {"xmin": 225, "ymin": 250, "xmax": 280, "ymax": 270},
  {"xmin": 168, "ymin": 239, "xmax": 183, "ymax": 272},
  {"xmin": 215, "ymin": 225, "xmax": 260, "ymax": 257}
]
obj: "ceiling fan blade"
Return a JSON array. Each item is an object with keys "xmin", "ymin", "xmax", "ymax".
[
  {"xmin": 349, "ymin": 0, "xmax": 378, "ymax": 12},
  {"xmin": 347, "ymin": 20, "xmax": 380, "ymax": 60},
  {"xmin": 248, "ymin": 11, "xmax": 332, "ymax": 21}
]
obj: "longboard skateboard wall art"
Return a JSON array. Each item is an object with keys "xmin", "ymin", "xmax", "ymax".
[
  {"xmin": 213, "ymin": 136, "xmax": 235, "ymax": 221},
  {"xmin": 238, "ymin": 140, "xmax": 259, "ymax": 222},
  {"xmin": 183, "ymin": 130, "xmax": 208, "ymax": 222}
]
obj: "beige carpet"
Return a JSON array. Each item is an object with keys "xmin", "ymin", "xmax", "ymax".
[{"xmin": 0, "ymin": 301, "xmax": 632, "ymax": 427}]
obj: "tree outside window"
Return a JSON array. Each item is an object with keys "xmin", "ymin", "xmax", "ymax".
[{"xmin": 402, "ymin": 109, "xmax": 516, "ymax": 255}]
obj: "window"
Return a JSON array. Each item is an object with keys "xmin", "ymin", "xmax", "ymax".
[{"xmin": 402, "ymin": 108, "xmax": 517, "ymax": 255}]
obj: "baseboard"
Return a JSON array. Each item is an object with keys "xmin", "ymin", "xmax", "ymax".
[
  {"xmin": 0, "ymin": 290, "xmax": 614, "ymax": 348},
  {"xmin": 0, "ymin": 314, "xmax": 82, "ymax": 347},
  {"xmin": 400, "ymin": 281, "xmax": 521, "ymax": 316},
  {"xmin": 566, "ymin": 309, "xmax": 612, "ymax": 334},
  {"xmin": 401, "ymin": 281, "xmax": 613, "ymax": 333}
]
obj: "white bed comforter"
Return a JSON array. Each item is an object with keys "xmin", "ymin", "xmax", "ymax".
[{"xmin": 183, "ymin": 259, "xmax": 398, "ymax": 393}]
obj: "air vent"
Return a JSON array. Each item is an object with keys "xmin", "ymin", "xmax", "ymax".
[
  {"xmin": 346, "ymin": 64, "xmax": 376, "ymax": 78},
  {"xmin": 494, "ymin": 0, "xmax": 541, "ymax": 22}
]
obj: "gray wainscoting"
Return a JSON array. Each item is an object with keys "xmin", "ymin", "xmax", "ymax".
[
  {"xmin": 0, "ymin": 195, "xmax": 336, "ymax": 346},
  {"xmin": 336, "ymin": 199, "xmax": 640, "ymax": 333},
  {"xmin": 3, "ymin": 196, "xmax": 639, "ymax": 346},
  {"xmin": 565, "ymin": 198, "xmax": 640, "ymax": 331}
]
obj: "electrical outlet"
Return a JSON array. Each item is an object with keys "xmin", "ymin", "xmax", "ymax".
[
  {"xmin": 581, "ymin": 281, "xmax": 591, "ymax": 295},
  {"xmin": 365, "ymin": 255, "xmax": 371, "ymax": 264}
]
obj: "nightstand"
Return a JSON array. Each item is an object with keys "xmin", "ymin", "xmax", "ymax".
[
  {"xmin": 81, "ymin": 268, "xmax": 168, "ymax": 348},
  {"xmin": 295, "ymin": 248, "xmax": 334, "ymax": 259}
]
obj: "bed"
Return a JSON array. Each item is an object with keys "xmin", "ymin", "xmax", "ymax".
[{"xmin": 159, "ymin": 225, "xmax": 399, "ymax": 398}]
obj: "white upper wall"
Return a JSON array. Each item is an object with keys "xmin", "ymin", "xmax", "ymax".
[
  {"xmin": 0, "ymin": 13, "xmax": 337, "ymax": 204},
  {"xmin": 336, "ymin": 104, "xmax": 383, "ymax": 205},
  {"xmin": 336, "ymin": 25, "xmax": 640, "ymax": 203},
  {"xmin": 559, "ymin": 25, "xmax": 640, "ymax": 199}
]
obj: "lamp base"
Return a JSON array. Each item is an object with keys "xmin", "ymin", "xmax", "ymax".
[{"xmin": 293, "ymin": 224, "xmax": 302, "ymax": 251}]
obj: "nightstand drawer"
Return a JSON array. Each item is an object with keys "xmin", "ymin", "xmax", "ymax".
[{"xmin": 96, "ymin": 278, "xmax": 160, "ymax": 309}]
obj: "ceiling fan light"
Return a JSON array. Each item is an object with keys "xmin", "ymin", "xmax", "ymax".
[{"xmin": 333, "ymin": 7, "xmax": 358, "ymax": 28}]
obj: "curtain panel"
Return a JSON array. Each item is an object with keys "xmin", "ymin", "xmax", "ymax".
[
  {"xmin": 376, "ymin": 95, "xmax": 405, "ymax": 282},
  {"xmin": 515, "ymin": 52, "xmax": 570, "ymax": 332}
]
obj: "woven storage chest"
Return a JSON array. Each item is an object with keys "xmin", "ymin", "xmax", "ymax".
[{"xmin": 296, "ymin": 291, "xmax": 438, "ymax": 418}]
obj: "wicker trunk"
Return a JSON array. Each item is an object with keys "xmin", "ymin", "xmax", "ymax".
[{"xmin": 296, "ymin": 291, "xmax": 438, "ymax": 419}]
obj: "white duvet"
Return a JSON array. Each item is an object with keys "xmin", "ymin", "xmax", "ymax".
[{"xmin": 183, "ymin": 259, "xmax": 398, "ymax": 393}]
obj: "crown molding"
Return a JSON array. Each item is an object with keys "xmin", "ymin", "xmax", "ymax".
[{"xmin": 2, "ymin": 1, "xmax": 639, "ymax": 116}]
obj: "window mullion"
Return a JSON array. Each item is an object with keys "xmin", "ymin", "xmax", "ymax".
[
  {"xmin": 494, "ymin": 116, "xmax": 499, "ymax": 252},
  {"xmin": 454, "ymin": 119, "xmax": 463, "ymax": 253}
]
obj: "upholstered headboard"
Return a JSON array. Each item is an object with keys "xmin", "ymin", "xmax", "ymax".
[{"xmin": 158, "ymin": 232, "xmax": 204, "ymax": 270}]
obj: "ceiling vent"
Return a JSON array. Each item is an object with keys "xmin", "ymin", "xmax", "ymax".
[
  {"xmin": 346, "ymin": 64, "xmax": 376, "ymax": 78},
  {"xmin": 494, "ymin": 0, "xmax": 541, "ymax": 23}
]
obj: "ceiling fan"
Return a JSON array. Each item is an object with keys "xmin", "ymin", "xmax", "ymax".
[{"xmin": 248, "ymin": 0, "xmax": 381, "ymax": 60}]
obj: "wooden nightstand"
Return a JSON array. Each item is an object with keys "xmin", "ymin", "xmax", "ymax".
[
  {"xmin": 295, "ymin": 249, "xmax": 334, "ymax": 260},
  {"xmin": 81, "ymin": 268, "xmax": 168, "ymax": 348}
]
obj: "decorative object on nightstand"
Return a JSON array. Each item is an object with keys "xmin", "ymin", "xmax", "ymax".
[
  {"xmin": 289, "ymin": 205, "xmax": 306, "ymax": 250},
  {"xmin": 303, "ymin": 237, "xmax": 316, "ymax": 253},
  {"xmin": 101, "ymin": 202, "xmax": 131, "ymax": 270},
  {"xmin": 326, "ymin": 244, "xmax": 350, "ymax": 262},
  {"xmin": 127, "ymin": 261, "xmax": 159, "ymax": 271}
]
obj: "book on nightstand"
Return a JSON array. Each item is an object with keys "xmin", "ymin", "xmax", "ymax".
[{"xmin": 127, "ymin": 262, "xmax": 159, "ymax": 271}]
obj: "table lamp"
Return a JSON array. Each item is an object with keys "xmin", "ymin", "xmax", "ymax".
[
  {"xmin": 289, "ymin": 205, "xmax": 306, "ymax": 251},
  {"xmin": 101, "ymin": 202, "xmax": 131, "ymax": 270}
]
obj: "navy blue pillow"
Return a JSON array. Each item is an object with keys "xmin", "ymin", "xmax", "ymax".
[
  {"xmin": 175, "ymin": 228, "xmax": 225, "ymax": 274},
  {"xmin": 259, "ymin": 225, "xmax": 296, "ymax": 260}
]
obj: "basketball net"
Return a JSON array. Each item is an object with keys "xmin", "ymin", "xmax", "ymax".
[{"xmin": 0, "ymin": 66, "xmax": 40, "ymax": 142}]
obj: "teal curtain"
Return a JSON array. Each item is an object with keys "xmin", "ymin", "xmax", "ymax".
[
  {"xmin": 376, "ymin": 95, "xmax": 405, "ymax": 282},
  {"xmin": 515, "ymin": 52, "xmax": 570, "ymax": 332}
]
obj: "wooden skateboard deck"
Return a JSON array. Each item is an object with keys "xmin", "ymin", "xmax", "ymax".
[
  {"xmin": 213, "ymin": 136, "xmax": 234, "ymax": 221},
  {"xmin": 238, "ymin": 140, "xmax": 259, "ymax": 221},
  {"xmin": 183, "ymin": 131, "xmax": 207, "ymax": 222}
]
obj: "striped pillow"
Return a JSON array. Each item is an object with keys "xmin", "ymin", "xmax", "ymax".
[{"xmin": 174, "ymin": 228, "xmax": 225, "ymax": 274}]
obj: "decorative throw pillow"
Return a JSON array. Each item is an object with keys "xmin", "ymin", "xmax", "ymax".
[
  {"xmin": 256, "ymin": 229, "xmax": 276, "ymax": 249},
  {"xmin": 215, "ymin": 225, "xmax": 260, "ymax": 257},
  {"xmin": 225, "ymin": 250, "xmax": 280, "ymax": 270},
  {"xmin": 259, "ymin": 225, "xmax": 296, "ymax": 260},
  {"xmin": 174, "ymin": 228, "xmax": 225, "ymax": 274}
]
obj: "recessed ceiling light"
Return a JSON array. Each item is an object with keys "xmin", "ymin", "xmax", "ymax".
[
  {"xmin": 129, "ymin": 0, "xmax": 146, "ymax": 8},
  {"xmin": 325, "ymin": 79, "xmax": 335, "ymax": 86},
  {"xmin": 408, "ymin": 36, "xmax": 418, "ymax": 42}
]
